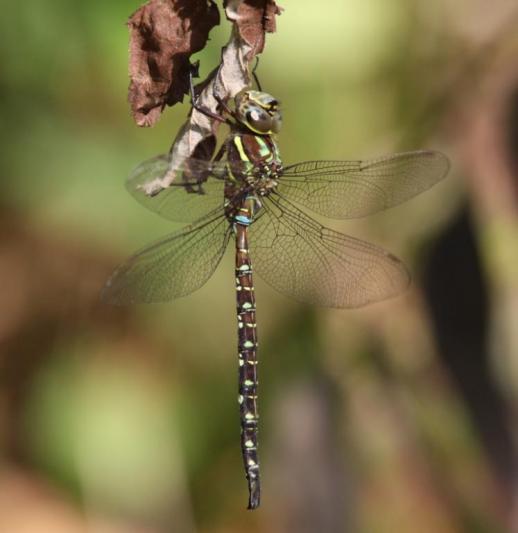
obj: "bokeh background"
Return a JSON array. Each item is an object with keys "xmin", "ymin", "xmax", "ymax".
[{"xmin": 1, "ymin": 1, "xmax": 518, "ymax": 532}]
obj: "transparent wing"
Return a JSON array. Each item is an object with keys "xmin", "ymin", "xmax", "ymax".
[
  {"xmin": 279, "ymin": 150, "xmax": 450, "ymax": 219},
  {"xmin": 126, "ymin": 154, "xmax": 228, "ymax": 223},
  {"xmin": 249, "ymin": 195, "xmax": 410, "ymax": 308},
  {"xmin": 102, "ymin": 210, "xmax": 232, "ymax": 305}
]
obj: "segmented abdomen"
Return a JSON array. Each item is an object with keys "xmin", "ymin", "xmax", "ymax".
[{"xmin": 235, "ymin": 221, "xmax": 261, "ymax": 510}]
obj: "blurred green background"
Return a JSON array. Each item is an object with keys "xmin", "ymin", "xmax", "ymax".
[{"xmin": 1, "ymin": 1, "xmax": 518, "ymax": 532}]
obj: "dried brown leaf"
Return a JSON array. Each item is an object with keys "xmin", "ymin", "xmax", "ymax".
[
  {"xmin": 128, "ymin": 0, "xmax": 220, "ymax": 127},
  {"xmin": 225, "ymin": 0, "xmax": 282, "ymax": 59},
  {"xmin": 264, "ymin": 0, "xmax": 283, "ymax": 33}
]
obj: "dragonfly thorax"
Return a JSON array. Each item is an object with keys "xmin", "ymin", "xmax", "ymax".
[
  {"xmin": 245, "ymin": 161, "xmax": 282, "ymax": 196},
  {"xmin": 225, "ymin": 133, "xmax": 283, "ymax": 216}
]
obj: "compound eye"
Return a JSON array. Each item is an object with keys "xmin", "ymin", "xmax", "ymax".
[{"xmin": 246, "ymin": 108, "xmax": 272, "ymax": 133}]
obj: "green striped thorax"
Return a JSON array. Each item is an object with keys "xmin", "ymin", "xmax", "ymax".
[{"xmin": 225, "ymin": 90, "xmax": 283, "ymax": 228}]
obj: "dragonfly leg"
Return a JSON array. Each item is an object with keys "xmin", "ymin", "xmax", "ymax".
[
  {"xmin": 213, "ymin": 92, "xmax": 235, "ymax": 119},
  {"xmin": 189, "ymin": 63, "xmax": 232, "ymax": 124},
  {"xmin": 213, "ymin": 143, "xmax": 227, "ymax": 163},
  {"xmin": 252, "ymin": 56, "xmax": 262, "ymax": 91}
]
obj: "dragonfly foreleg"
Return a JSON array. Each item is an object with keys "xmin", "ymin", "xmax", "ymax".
[{"xmin": 189, "ymin": 62, "xmax": 232, "ymax": 125}]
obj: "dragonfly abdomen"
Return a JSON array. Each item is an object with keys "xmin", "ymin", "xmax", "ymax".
[{"xmin": 235, "ymin": 220, "xmax": 261, "ymax": 510}]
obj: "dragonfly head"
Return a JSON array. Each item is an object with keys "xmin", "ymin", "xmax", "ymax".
[{"xmin": 234, "ymin": 90, "xmax": 282, "ymax": 135}]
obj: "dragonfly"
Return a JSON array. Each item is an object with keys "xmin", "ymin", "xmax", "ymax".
[{"xmin": 102, "ymin": 84, "xmax": 449, "ymax": 510}]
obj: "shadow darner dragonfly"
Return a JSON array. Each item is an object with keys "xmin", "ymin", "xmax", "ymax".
[{"xmin": 102, "ymin": 88, "xmax": 449, "ymax": 510}]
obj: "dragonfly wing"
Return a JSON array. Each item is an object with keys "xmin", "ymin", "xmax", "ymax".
[
  {"xmin": 249, "ymin": 195, "xmax": 409, "ymax": 308},
  {"xmin": 279, "ymin": 150, "xmax": 450, "ymax": 219},
  {"xmin": 126, "ymin": 154, "xmax": 227, "ymax": 223},
  {"xmin": 102, "ymin": 211, "xmax": 232, "ymax": 304}
]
